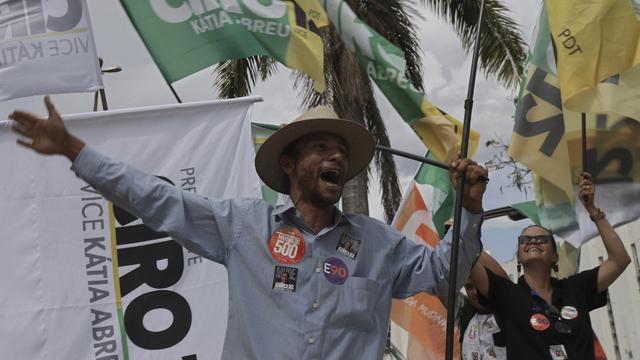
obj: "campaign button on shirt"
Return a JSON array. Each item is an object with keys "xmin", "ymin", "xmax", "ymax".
[
  {"xmin": 549, "ymin": 344, "xmax": 568, "ymax": 360},
  {"xmin": 323, "ymin": 257, "xmax": 349, "ymax": 285},
  {"xmin": 336, "ymin": 233, "xmax": 361, "ymax": 260},
  {"xmin": 272, "ymin": 266, "xmax": 298, "ymax": 292},
  {"xmin": 560, "ymin": 305, "xmax": 578, "ymax": 320},
  {"xmin": 268, "ymin": 227, "xmax": 305, "ymax": 264},
  {"xmin": 530, "ymin": 313, "xmax": 551, "ymax": 331}
]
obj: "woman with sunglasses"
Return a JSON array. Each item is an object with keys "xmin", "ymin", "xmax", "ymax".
[{"xmin": 469, "ymin": 172, "xmax": 631, "ymax": 360}]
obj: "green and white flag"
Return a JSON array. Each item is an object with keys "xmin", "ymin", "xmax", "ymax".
[
  {"xmin": 120, "ymin": 0, "xmax": 327, "ymax": 90},
  {"xmin": 320, "ymin": 0, "xmax": 479, "ymax": 161}
]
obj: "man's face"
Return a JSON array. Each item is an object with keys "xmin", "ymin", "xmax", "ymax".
[{"xmin": 280, "ymin": 133, "xmax": 349, "ymax": 207}]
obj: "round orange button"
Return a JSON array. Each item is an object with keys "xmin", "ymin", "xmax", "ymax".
[
  {"xmin": 268, "ymin": 227, "xmax": 306, "ymax": 264},
  {"xmin": 530, "ymin": 313, "xmax": 550, "ymax": 331}
]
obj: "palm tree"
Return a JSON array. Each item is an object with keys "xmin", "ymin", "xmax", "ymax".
[{"xmin": 214, "ymin": 0, "xmax": 526, "ymax": 222}]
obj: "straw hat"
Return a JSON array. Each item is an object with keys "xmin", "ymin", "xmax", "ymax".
[{"xmin": 255, "ymin": 106, "xmax": 375, "ymax": 194}]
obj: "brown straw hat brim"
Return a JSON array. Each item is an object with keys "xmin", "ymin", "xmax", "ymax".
[{"xmin": 255, "ymin": 117, "xmax": 375, "ymax": 194}]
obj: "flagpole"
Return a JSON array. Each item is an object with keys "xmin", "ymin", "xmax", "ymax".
[
  {"xmin": 445, "ymin": 0, "xmax": 487, "ymax": 359},
  {"xmin": 92, "ymin": 57, "xmax": 121, "ymax": 111},
  {"xmin": 581, "ymin": 113, "xmax": 587, "ymax": 172},
  {"xmin": 375, "ymin": 145, "xmax": 490, "ymax": 183},
  {"xmin": 169, "ymin": 84, "xmax": 183, "ymax": 103},
  {"xmin": 375, "ymin": 145, "xmax": 448, "ymax": 170}
]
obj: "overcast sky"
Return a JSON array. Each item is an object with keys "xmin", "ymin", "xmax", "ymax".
[{"xmin": 0, "ymin": 0, "xmax": 543, "ymax": 262}]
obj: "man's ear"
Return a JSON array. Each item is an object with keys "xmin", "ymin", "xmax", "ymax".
[{"xmin": 280, "ymin": 154, "xmax": 294, "ymax": 176}]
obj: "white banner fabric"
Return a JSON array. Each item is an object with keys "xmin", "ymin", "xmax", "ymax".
[
  {"xmin": 0, "ymin": 97, "xmax": 262, "ymax": 359},
  {"xmin": 0, "ymin": 0, "xmax": 103, "ymax": 100}
]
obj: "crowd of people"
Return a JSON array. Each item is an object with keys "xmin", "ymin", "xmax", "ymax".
[{"xmin": 9, "ymin": 98, "xmax": 630, "ymax": 359}]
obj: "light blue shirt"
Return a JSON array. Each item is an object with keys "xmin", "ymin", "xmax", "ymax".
[{"xmin": 72, "ymin": 146, "xmax": 483, "ymax": 359}]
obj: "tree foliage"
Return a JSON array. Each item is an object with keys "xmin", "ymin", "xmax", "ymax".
[{"xmin": 213, "ymin": 0, "xmax": 527, "ymax": 222}]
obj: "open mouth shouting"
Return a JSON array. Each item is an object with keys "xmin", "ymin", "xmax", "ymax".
[{"xmin": 319, "ymin": 168, "xmax": 343, "ymax": 190}]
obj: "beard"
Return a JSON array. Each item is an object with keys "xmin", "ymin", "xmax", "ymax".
[{"xmin": 294, "ymin": 168, "xmax": 342, "ymax": 207}]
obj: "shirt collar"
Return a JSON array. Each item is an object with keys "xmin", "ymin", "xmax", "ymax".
[{"xmin": 272, "ymin": 198, "xmax": 358, "ymax": 228}]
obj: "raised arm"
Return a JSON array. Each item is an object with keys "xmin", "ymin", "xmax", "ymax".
[
  {"xmin": 392, "ymin": 159, "xmax": 487, "ymax": 298},
  {"xmin": 9, "ymin": 96, "xmax": 245, "ymax": 264},
  {"xmin": 579, "ymin": 172, "xmax": 631, "ymax": 293},
  {"xmin": 468, "ymin": 251, "xmax": 500, "ymax": 298},
  {"xmin": 10, "ymin": 96, "xmax": 85, "ymax": 160}
]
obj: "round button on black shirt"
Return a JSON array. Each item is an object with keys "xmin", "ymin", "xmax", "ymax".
[{"xmin": 478, "ymin": 267, "xmax": 607, "ymax": 360}]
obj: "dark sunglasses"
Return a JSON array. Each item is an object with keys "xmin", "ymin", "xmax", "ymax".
[
  {"xmin": 544, "ymin": 307, "xmax": 573, "ymax": 335},
  {"xmin": 518, "ymin": 235, "xmax": 553, "ymax": 246}
]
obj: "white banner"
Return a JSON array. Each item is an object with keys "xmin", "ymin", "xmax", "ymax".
[
  {"xmin": 0, "ymin": 0, "xmax": 103, "ymax": 100},
  {"xmin": 0, "ymin": 97, "xmax": 262, "ymax": 359}
]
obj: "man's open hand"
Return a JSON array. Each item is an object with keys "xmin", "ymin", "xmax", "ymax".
[
  {"xmin": 449, "ymin": 157, "xmax": 488, "ymax": 214},
  {"xmin": 9, "ymin": 96, "xmax": 84, "ymax": 160}
]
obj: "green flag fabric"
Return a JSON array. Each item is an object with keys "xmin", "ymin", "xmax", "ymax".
[
  {"xmin": 120, "ymin": 0, "xmax": 328, "ymax": 90},
  {"xmin": 511, "ymin": 201, "xmax": 541, "ymax": 225},
  {"xmin": 320, "ymin": 0, "xmax": 479, "ymax": 161}
]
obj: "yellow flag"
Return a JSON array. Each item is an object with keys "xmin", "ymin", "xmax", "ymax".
[
  {"xmin": 285, "ymin": 0, "xmax": 329, "ymax": 92},
  {"xmin": 509, "ymin": 64, "xmax": 573, "ymax": 196},
  {"xmin": 411, "ymin": 99, "xmax": 480, "ymax": 161},
  {"xmin": 545, "ymin": 0, "xmax": 640, "ymax": 119}
]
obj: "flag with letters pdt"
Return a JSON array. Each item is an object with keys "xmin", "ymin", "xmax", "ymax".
[{"xmin": 509, "ymin": 2, "xmax": 640, "ymax": 247}]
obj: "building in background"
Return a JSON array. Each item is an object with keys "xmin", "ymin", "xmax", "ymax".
[{"xmin": 579, "ymin": 219, "xmax": 640, "ymax": 360}]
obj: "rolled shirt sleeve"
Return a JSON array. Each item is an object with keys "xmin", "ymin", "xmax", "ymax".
[
  {"xmin": 392, "ymin": 208, "xmax": 483, "ymax": 298},
  {"xmin": 71, "ymin": 146, "xmax": 246, "ymax": 264}
]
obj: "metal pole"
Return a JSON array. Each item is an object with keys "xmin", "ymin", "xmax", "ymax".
[
  {"xmin": 92, "ymin": 57, "xmax": 121, "ymax": 112},
  {"xmin": 375, "ymin": 145, "xmax": 449, "ymax": 170},
  {"xmin": 99, "ymin": 89, "xmax": 109, "ymax": 111},
  {"xmin": 93, "ymin": 91, "xmax": 99, "ymax": 112},
  {"xmin": 581, "ymin": 113, "xmax": 588, "ymax": 172},
  {"xmin": 169, "ymin": 84, "xmax": 183, "ymax": 103},
  {"xmin": 445, "ymin": 0, "xmax": 487, "ymax": 358},
  {"xmin": 375, "ymin": 146, "xmax": 490, "ymax": 182}
]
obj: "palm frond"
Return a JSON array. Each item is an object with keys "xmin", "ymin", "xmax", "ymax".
[
  {"xmin": 419, "ymin": 0, "xmax": 527, "ymax": 88},
  {"xmin": 214, "ymin": 56, "xmax": 279, "ymax": 98},
  {"xmin": 354, "ymin": 0, "xmax": 425, "ymax": 91}
]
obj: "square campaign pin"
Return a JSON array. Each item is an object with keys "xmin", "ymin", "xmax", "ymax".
[
  {"xmin": 272, "ymin": 266, "xmax": 298, "ymax": 292},
  {"xmin": 336, "ymin": 234, "xmax": 360, "ymax": 260},
  {"xmin": 549, "ymin": 344, "xmax": 568, "ymax": 360}
]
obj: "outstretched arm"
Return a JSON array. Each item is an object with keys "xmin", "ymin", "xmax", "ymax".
[
  {"xmin": 10, "ymin": 96, "xmax": 85, "ymax": 160},
  {"xmin": 579, "ymin": 172, "xmax": 631, "ymax": 293}
]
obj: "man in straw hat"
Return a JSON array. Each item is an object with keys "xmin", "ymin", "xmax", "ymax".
[{"xmin": 10, "ymin": 97, "xmax": 488, "ymax": 359}]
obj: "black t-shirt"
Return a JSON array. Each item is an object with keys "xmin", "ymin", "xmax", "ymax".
[{"xmin": 479, "ymin": 267, "xmax": 607, "ymax": 360}]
